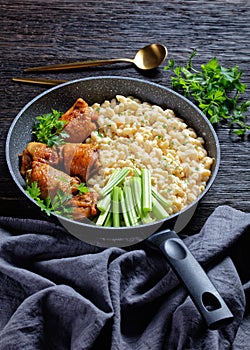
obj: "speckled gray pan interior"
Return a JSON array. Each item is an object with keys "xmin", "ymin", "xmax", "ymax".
[{"xmin": 6, "ymin": 76, "xmax": 220, "ymax": 247}]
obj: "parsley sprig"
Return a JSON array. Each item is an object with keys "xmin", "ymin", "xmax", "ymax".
[
  {"xmin": 77, "ymin": 182, "xmax": 90, "ymax": 194},
  {"xmin": 26, "ymin": 180, "xmax": 90, "ymax": 218},
  {"xmin": 26, "ymin": 180, "xmax": 73, "ymax": 217},
  {"xmin": 33, "ymin": 109, "xmax": 69, "ymax": 146},
  {"xmin": 164, "ymin": 50, "xmax": 250, "ymax": 136}
]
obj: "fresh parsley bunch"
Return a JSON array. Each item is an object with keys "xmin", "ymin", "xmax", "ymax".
[{"xmin": 164, "ymin": 50, "xmax": 250, "ymax": 136}]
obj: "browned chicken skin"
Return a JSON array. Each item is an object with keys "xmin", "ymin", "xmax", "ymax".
[
  {"xmin": 20, "ymin": 98, "xmax": 101, "ymax": 221},
  {"xmin": 27, "ymin": 161, "xmax": 80, "ymax": 200},
  {"xmin": 21, "ymin": 141, "xmax": 99, "ymax": 183},
  {"xmin": 60, "ymin": 98, "xmax": 98, "ymax": 143},
  {"xmin": 20, "ymin": 142, "xmax": 59, "ymax": 177},
  {"xmin": 26, "ymin": 161, "xmax": 99, "ymax": 220},
  {"xmin": 68, "ymin": 192, "xmax": 99, "ymax": 221},
  {"xmin": 59, "ymin": 143, "xmax": 99, "ymax": 182}
]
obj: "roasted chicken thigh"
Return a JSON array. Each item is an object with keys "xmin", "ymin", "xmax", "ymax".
[
  {"xmin": 26, "ymin": 161, "xmax": 99, "ymax": 220},
  {"xmin": 20, "ymin": 97, "xmax": 101, "ymax": 221},
  {"xmin": 59, "ymin": 143, "xmax": 99, "ymax": 182},
  {"xmin": 20, "ymin": 142, "xmax": 59, "ymax": 177},
  {"xmin": 26, "ymin": 161, "xmax": 80, "ymax": 200},
  {"xmin": 60, "ymin": 98, "xmax": 98, "ymax": 143},
  {"xmin": 20, "ymin": 141, "xmax": 99, "ymax": 182}
]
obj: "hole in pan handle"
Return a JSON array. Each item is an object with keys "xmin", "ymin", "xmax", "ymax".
[{"xmin": 148, "ymin": 229, "xmax": 234, "ymax": 330}]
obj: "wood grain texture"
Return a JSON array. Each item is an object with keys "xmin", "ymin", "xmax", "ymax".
[{"xmin": 0, "ymin": 0, "xmax": 249, "ymax": 235}]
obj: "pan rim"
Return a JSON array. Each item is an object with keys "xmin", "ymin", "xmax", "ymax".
[{"xmin": 6, "ymin": 75, "xmax": 220, "ymax": 233}]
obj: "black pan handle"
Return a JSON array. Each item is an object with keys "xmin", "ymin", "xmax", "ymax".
[{"xmin": 148, "ymin": 229, "xmax": 234, "ymax": 329}]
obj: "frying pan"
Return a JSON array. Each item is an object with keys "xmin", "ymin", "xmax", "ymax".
[{"xmin": 6, "ymin": 76, "xmax": 233, "ymax": 329}]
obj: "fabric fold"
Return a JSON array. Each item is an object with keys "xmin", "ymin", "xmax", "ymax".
[{"xmin": 0, "ymin": 205, "xmax": 249, "ymax": 350}]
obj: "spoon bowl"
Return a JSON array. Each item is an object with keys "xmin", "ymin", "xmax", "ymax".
[
  {"xmin": 133, "ymin": 43, "xmax": 168, "ymax": 70},
  {"xmin": 24, "ymin": 43, "xmax": 168, "ymax": 72}
]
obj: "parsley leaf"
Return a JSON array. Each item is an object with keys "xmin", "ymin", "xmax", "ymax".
[
  {"xmin": 77, "ymin": 183, "xmax": 90, "ymax": 194},
  {"xmin": 26, "ymin": 181, "xmax": 52, "ymax": 215},
  {"xmin": 164, "ymin": 50, "xmax": 250, "ymax": 136},
  {"xmin": 33, "ymin": 109, "xmax": 69, "ymax": 146},
  {"xmin": 26, "ymin": 180, "xmax": 73, "ymax": 218}
]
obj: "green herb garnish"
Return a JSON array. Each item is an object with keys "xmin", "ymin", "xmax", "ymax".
[
  {"xmin": 26, "ymin": 180, "xmax": 73, "ymax": 218},
  {"xmin": 164, "ymin": 50, "xmax": 250, "ymax": 136},
  {"xmin": 77, "ymin": 182, "xmax": 90, "ymax": 194},
  {"xmin": 33, "ymin": 109, "xmax": 69, "ymax": 146},
  {"xmin": 50, "ymin": 190, "xmax": 73, "ymax": 216},
  {"xmin": 25, "ymin": 180, "xmax": 50, "ymax": 212}
]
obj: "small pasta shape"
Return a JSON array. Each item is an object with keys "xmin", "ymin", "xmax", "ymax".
[{"xmin": 88, "ymin": 96, "xmax": 213, "ymax": 215}]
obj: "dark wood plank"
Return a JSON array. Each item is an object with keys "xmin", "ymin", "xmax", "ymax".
[{"xmin": 0, "ymin": 0, "xmax": 249, "ymax": 236}]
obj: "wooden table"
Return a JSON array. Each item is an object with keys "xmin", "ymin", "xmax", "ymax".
[{"xmin": 0, "ymin": 0, "xmax": 249, "ymax": 236}]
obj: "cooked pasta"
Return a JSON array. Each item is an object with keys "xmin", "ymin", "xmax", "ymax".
[{"xmin": 86, "ymin": 95, "xmax": 213, "ymax": 216}]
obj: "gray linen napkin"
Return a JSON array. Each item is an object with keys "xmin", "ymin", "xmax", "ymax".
[{"xmin": 0, "ymin": 205, "xmax": 249, "ymax": 350}]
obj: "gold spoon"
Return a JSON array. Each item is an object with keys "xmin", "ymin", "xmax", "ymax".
[{"xmin": 23, "ymin": 43, "xmax": 168, "ymax": 72}]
